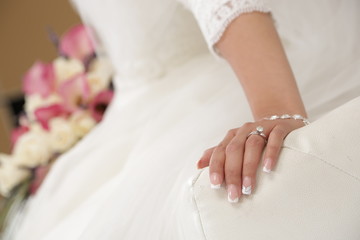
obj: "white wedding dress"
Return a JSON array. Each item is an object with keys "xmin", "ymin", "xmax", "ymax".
[{"xmin": 9, "ymin": 0, "xmax": 360, "ymax": 239}]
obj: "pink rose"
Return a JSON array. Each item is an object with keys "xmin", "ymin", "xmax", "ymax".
[
  {"xmin": 23, "ymin": 62, "xmax": 56, "ymax": 98},
  {"xmin": 34, "ymin": 104, "xmax": 69, "ymax": 130},
  {"xmin": 58, "ymin": 73, "xmax": 91, "ymax": 112},
  {"xmin": 89, "ymin": 90, "xmax": 114, "ymax": 122},
  {"xmin": 59, "ymin": 24, "xmax": 95, "ymax": 62}
]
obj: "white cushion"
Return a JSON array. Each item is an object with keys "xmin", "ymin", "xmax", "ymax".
[{"xmin": 192, "ymin": 96, "xmax": 360, "ymax": 240}]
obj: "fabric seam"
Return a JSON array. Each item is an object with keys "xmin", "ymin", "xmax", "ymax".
[
  {"xmin": 283, "ymin": 145, "xmax": 360, "ymax": 183},
  {"xmin": 191, "ymin": 169, "xmax": 209, "ymax": 240}
]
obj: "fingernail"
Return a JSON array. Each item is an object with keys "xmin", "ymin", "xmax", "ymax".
[
  {"xmin": 263, "ymin": 158, "xmax": 272, "ymax": 173},
  {"xmin": 242, "ymin": 177, "xmax": 252, "ymax": 195},
  {"xmin": 227, "ymin": 184, "xmax": 239, "ymax": 203},
  {"xmin": 210, "ymin": 173, "xmax": 221, "ymax": 189}
]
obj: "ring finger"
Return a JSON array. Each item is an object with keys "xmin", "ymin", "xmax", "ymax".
[{"xmin": 242, "ymin": 132, "xmax": 267, "ymax": 195}]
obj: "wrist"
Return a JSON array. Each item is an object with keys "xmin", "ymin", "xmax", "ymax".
[
  {"xmin": 260, "ymin": 113, "xmax": 310, "ymax": 126},
  {"xmin": 251, "ymin": 101, "xmax": 307, "ymax": 122}
]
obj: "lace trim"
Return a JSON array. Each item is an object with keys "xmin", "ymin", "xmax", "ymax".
[
  {"xmin": 183, "ymin": 0, "xmax": 271, "ymax": 58},
  {"xmin": 211, "ymin": 6, "xmax": 271, "ymax": 56}
]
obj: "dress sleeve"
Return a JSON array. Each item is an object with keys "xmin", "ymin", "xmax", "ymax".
[{"xmin": 178, "ymin": 0, "xmax": 271, "ymax": 57}]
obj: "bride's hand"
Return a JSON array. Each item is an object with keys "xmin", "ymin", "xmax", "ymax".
[{"xmin": 197, "ymin": 119, "xmax": 305, "ymax": 203}]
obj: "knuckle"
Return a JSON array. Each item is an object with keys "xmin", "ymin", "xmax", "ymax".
[
  {"xmin": 209, "ymin": 162, "xmax": 221, "ymax": 171},
  {"xmin": 209, "ymin": 160, "xmax": 222, "ymax": 172},
  {"xmin": 243, "ymin": 160, "xmax": 257, "ymax": 170},
  {"xmin": 225, "ymin": 142, "xmax": 240, "ymax": 154},
  {"xmin": 242, "ymin": 122, "xmax": 253, "ymax": 129},
  {"xmin": 246, "ymin": 137, "xmax": 265, "ymax": 147},
  {"xmin": 210, "ymin": 155, "xmax": 223, "ymax": 166},
  {"xmin": 227, "ymin": 128, "xmax": 237, "ymax": 136},
  {"xmin": 225, "ymin": 168, "xmax": 240, "ymax": 178},
  {"xmin": 273, "ymin": 127, "xmax": 286, "ymax": 137},
  {"xmin": 204, "ymin": 147, "xmax": 214, "ymax": 155},
  {"xmin": 215, "ymin": 142, "xmax": 226, "ymax": 151},
  {"xmin": 266, "ymin": 144, "xmax": 279, "ymax": 154}
]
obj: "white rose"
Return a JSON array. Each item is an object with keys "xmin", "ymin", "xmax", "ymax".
[
  {"xmin": 25, "ymin": 94, "xmax": 62, "ymax": 121},
  {"xmin": 29, "ymin": 122, "xmax": 46, "ymax": 133},
  {"xmin": 70, "ymin": 111, "xmax": 97, "ymax": 138},
  {"xmin": 13, "ymin": 128, "xmax": 52, "ymax": 168},
  {"xmin": 0, "ymin": 154, "xmax": 31, "ymax": 197},
  {"xmin": 54, "ymin": 57, "xmax": 84, "ymax": 84},
  {"xmin": 49, "ymin": 117, "xmax": 78, "ymax": 153},
  {"xmin": 87, "ymin": 57, "xmax": 113, "ymax": 96}
]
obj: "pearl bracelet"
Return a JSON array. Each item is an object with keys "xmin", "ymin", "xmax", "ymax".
[{"xmin": 262, "ymin": 114, "xmax": 310, "ymax": 126}]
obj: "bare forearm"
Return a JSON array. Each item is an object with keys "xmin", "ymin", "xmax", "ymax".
[{"xmin": 216, "ymin": 12, "xmax": 306, "ymax": 120}]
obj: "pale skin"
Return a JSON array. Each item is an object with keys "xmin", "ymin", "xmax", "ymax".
[{"xmin": 197, "ymin": 12, "xmax": 307, "ymax": 202}]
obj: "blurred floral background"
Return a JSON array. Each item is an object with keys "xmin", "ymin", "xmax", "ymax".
[
  {"xmin": 0, "ymin": 0, "xmax": 81, "ymax": 154},
  {"xmin": 0, "ymin": 1, "xmax": 117, "ymax": 232}
]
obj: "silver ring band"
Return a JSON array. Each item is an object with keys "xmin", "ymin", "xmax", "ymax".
[
  {"xmin": 247, "ymin": 131, "xmax": 267, "ymax": 139},
  {"xmin": 247, "ymin": 126, "xmax": 267, "ymax": 142}
]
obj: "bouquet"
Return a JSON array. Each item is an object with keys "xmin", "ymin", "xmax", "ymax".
[{"xmin": 0, "ymin": 24, "xmax": 114, "ymax": 231}]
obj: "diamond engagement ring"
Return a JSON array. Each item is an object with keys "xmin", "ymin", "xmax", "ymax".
[{"xmin": 247, "ymin": 126, "xmax": 267, "ymax": 142}]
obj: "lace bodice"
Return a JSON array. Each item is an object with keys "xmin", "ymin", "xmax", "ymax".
[{"xmin": 71, "ymin": 0, "xmax": 270, "ymax": 86}]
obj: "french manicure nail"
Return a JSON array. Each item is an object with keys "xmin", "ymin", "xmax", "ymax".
[
  {"xmin": 227, "ymin": 184, "xmax": 239, "ymax": 203},
  {"xmin": 263, "ymin": 158, "xmax": 272, "ymax": 173},
  {"xmin": 210, "ymin": 173, "xmax": 221, "ymax": 189},
  {"xmin": 242, "ymin": 177, "xmax": 252, "ymax": 195}
]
